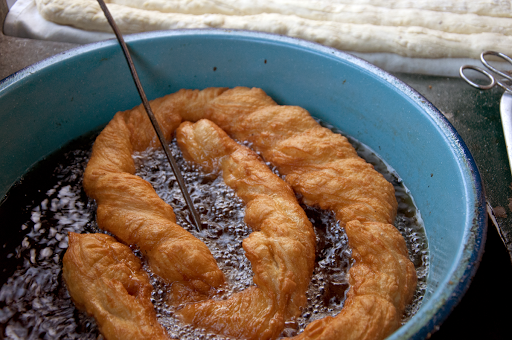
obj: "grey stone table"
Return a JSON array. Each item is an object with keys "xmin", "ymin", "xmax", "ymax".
[
  {"xmin": 0, "ymin": 2, "xmax": 79, "ymax": 80},
  {"xmin": 1, "ymin": 4, "xmax": 511, "ymax": 338}
]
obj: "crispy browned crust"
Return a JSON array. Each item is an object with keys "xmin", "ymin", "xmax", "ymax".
[
  {"xmin": 176, "ymin": 87, "xmax": 417, "ymax": 340},
  {"xmin": 79, "ymin": 86, "xmax": 417, "ymax": 340},
  {"xmin": 62, "ymin": 232, "xmax": 170, "ymax": 340},
  {"xmin": 291, "ymin": 220, "xmax": 416, "ymax": 340},
  {"xmin": 178, "ymin": 87, "xmax": 397, "ymax": 227},
  {"xmin": 82, "ymin": 88, "xmax": 229, "ymax": 297},
  {"xmin": 175, "ymin": 119, "xmax": 316, "ymax": 339}
]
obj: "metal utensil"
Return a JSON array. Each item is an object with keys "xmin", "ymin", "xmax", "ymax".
[
  {"xmin": 96, "ymin": 0, "xmax": 202, "ymax": 231},
  {"xmin": 460, "ymin": 51, "xmax": 512, "ymax": 176},
  {"xmin": 461, "ymin": 51, "xmax": 512, "ymax": 237}
]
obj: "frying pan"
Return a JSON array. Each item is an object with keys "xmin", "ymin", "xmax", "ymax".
[{"xmin": 0, "ymin": 29, "xmax": 486, "ymax": 339}]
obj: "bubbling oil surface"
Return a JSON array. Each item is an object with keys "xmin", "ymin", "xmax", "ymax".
[
  {"xmin": 133, "ymin": 141, "xmax": 355, "ymax": 339},
  {"xmin": 0, "ymin": 129, "xmax": 428, "ymax": 339}
]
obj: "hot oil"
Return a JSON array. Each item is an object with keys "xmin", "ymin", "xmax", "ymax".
[
  {"xmin": 132, "ymin": 141, "xmax": 354, "ymax": 339},
  {"xmin": 134, "ymin": 144, "xmax": 253, "ymax": 297},
  {"xmin": 0, "ymin": 127, "xmax": 428, "ymax": 339},
  {"xmin": 0, "ymin": 132, "xmax": 100, "ymax": 339}
]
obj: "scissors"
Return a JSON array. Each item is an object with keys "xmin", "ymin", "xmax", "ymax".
[{"xmin": 460, "ymin": 51, "xmax": 512, "ymax": 177}]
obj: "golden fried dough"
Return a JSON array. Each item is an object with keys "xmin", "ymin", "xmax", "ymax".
[
  {"xmin": 289, "ymin": 296, "xmax": 399, "ymax": 340},
  {"xmin": 83, "ymin": 90, "xmax": 227, "ymax": 298},
  {"xmin": 292, "ymin": 221, "xmax": 416, "ymax": 340},
  {"xmin": 175, "ymin": 119, "xmax": 316, "ymax": 339},
  {"xmin": 178, "ymin": 87, "xmax": 397, "ymax": 227},
  {"xmin": 174, "ymin": 86, "xmax": 417, "ymax": 340},
  {"xmin": 62, "ymin": 232, "xmax": 170, "ymax": 340},
  {"xmin": 79, "ymin": 86, "xmax": 417, "ymax": 340}
]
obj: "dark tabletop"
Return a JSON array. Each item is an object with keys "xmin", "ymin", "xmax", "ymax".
[{"xmin": 395, "ymin": 72, "xmax": 512, "ymax": 340}]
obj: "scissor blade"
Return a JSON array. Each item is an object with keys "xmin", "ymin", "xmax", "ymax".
[{"xmin": 500, "ymin": 91, "xmax": 512, "ymax": 176}]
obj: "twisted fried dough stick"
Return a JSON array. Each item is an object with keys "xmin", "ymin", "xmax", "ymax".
[
  {"xmin": 62, "ymin": 233, "xmax": 170, "ymax": 340},
  {"xmin": 175, "ymin": 119, "xmax": 316, "ymax": 339},
  {"xmin": 173, "ymin": 87, "xmax": 417, "ymax": 340},
  {"xmin": 83, "ymin": 87, "xmax": 315, "ymax": 338},
  {"xmin": 82, "ymin": 86, "xmax": 416, "ymax": 339},
  {"xmin": 83, "ymin": 88, "xmax": 228, "ymax": 298}
]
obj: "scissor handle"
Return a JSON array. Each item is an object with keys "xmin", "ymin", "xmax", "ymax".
[
  {"xmin": 481, "ymin": 51, "xmax": 512, "ymax": 82},
  {"xmin": 459, "ymin": 64, "xmax": 496, "ymax": 90}
]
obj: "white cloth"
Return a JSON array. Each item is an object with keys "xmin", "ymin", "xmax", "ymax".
[{"xmin": 4, "ymin": 0, "xmax": 114, "ymax": 44}]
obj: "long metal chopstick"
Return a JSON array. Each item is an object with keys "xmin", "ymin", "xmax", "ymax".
[{"xmin": 96, "ymin": 0, "xmax": 202, "ymax": 231}]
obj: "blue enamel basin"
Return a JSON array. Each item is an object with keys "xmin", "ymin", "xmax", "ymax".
[{"xmin": 0, "ymin": 29, "xmax": 486, "ymax": 339}]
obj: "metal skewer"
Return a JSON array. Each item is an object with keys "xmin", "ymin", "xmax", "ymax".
[{"xmin": 96, "ymin": 0, "xmax": 202, "ymax": 231}]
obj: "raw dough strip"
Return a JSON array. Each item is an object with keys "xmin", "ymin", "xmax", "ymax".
[
  {"xmin": 83, "ymin": 87, "xmax": 227, "ymax": 298},
  {"xmin": 110, "ymin": 0, "xmax": 512, "ymax": 35},
  {"xmin": 36, "ymin": 0, "xmax": 512, "ymax": 58},
  {"xmin": 328, "ymin": 0, "xmax": 512, "ymax": 17},
  {"xmin": 62, "ymin": 232, "xmax": 171, "ymax": 340},
  {"xmin": 175, "ymin": 119, "xmax": 316, "ymax": 340},
  {"xmin": 175, "ymin": 87, "xmax": 417, "ymax": 340}
]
